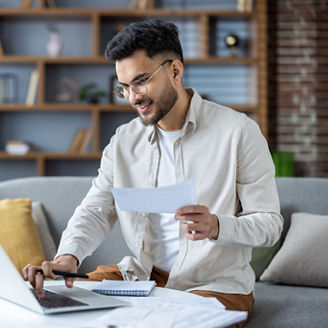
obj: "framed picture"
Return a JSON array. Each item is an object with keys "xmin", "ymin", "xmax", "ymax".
[
  {"xmin": 109, "ymin": 74, "xmax": 128, "ymax": 105},
  {"xmin": 0, "ymin": 73, "xmax": 18, "ymax": 104}
]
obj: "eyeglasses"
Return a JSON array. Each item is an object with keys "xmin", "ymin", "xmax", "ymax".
[{"xmin": 114, "ymin": 59, "xmax": 173, "ymax": 99}]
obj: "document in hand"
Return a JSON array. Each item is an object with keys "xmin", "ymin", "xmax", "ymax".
[
  {"xmin": 91, "ymin": 280, "xmax": 156, "ymax": 296},
  {"xmin": 111, "ymin": 179, "xmax": 197, "ymax": 213}
]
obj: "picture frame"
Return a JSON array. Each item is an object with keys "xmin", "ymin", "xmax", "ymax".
[{"xmin": 0, "ymin": 73, "xmax": 18, "ymax": 104}]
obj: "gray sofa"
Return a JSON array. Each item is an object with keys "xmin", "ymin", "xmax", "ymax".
[{"xmin": 0, "ymin": 176, "xmax": 327, "ymax": 328}]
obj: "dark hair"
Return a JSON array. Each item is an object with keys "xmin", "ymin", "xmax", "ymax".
[{"xmin": 105, "ymin": 19, "xmax": 184, "ymax": 63}]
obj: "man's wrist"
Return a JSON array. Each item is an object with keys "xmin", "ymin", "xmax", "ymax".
[
  {"xmin": 209, "ymin": 214, "xmax": 219, "ymax": 240},
  {"xmin": 55, "ymin": 254, "xmax": 79, "ymax": 267}
]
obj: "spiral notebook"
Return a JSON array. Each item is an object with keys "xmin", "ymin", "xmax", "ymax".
[{"xmin": 92, "ymin": 280, "xmax": 156, "ymax": 296}]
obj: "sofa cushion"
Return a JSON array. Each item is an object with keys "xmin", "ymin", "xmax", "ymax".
[
  {"xmin": 250, "ymin": 240, "xmax": 281, "ymax": 280},
  {"xmin": 32, "ymin": 202, "xmax": 57, "ymax": 261},
  {"xmin": 0, "ymin": 198, "xmax": 45, "ymax": 274},
  {"xmin": 260, "ymin": 212, "xmax": 328, "ymax": 287},
  {"xmin": 247, "ymin": 282, "xmax": 328, "ymax": 328}
]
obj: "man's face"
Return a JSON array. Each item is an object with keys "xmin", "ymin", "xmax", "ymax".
[{"xmin": 115, "ymin": 50, "xmax": 178, "ymax": 126}]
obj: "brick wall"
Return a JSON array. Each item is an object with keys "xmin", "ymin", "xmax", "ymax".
[{"xmin": 268, "ymin": 0, "xmax": 328, "ymax": 177}]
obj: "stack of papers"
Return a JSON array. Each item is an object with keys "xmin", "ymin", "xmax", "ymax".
[{"xmin": 82, "ymin": 295, "xmax": 247, "ymax": 328}]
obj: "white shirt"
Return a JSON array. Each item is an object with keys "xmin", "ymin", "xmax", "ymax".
[
  {"xmin": 145, "ymin": 128, "xmax": 181, "ymax": 272},
  {"xmin": 57, "ymin": 89, "xmax": 283, "ymax": 294}
]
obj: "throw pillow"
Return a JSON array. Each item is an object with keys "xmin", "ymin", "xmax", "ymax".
[
  {"xmin": 260, "ymin": 212, "xmax": 328, "ymax": 287},
  {"xmin": 32, "ymin": 202, "xmax": 57, "ymax": 261},
  {"xmin": 0, "ymin": 198, "xmax": 45, "ymax": 274},
  {"xmin": 250, "ymin": 239, "xmax": 281, "ymax": 280}
]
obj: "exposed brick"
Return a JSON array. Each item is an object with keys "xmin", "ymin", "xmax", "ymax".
[{"xmin": 268, "ymin": 0, "xmax": 328, "ymax": 177}]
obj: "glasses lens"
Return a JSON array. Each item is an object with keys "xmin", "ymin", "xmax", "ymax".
[
  {"xmin": 114, "ymin": 87, "xmax": 125, "ymax": 98},
  {"xmin": 131, "ymin": 82, "xmax": 147, "ymax": 96}
]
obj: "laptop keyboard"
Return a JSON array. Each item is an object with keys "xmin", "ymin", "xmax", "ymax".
[{"xmin": 31, "ymin": 289, "xmax": 88, "ymax": 309}]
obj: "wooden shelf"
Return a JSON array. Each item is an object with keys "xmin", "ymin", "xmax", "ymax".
[
  {"xmin": 0, "ymin": 55, "xmax": 107, "ymax": 63},
  {"xmin": 0, "ymin": 103, "xmax": 133, "ymax": 111},
  {"xmin": 0, "ymin": 151, "xmax": 101, "ymax": 159},
  {"xmin": 185, "ymin": 57, "xmax": 257, "ymax": 65},
  {"xmin": 0, "ymin": 103, "xmax": 257, "ymax": 113},
  {"xmin": 0, "ymin": 55, "xmax": 257, "ymax": 65},
  {"xmin": 0, "ymin": 8, "xmax": 255, "ymax": 17}
]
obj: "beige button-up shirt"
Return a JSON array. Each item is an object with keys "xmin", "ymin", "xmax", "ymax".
[{"xmin": 57, "ymin": 89, "xmax": 283, "ymax": 294}]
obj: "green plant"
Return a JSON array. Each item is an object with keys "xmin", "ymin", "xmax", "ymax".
[
  {"xmin": 79, "ymin": 82, "xmax": 106, "ymax": 104},
  {"xmin": 47, "ymin": 24, "xmax": 60, "ymax": 33}
]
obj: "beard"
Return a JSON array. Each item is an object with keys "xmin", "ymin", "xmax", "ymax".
[{"xmin": 135, "ymin": 80, "xmax": 178, "ymax": 126}]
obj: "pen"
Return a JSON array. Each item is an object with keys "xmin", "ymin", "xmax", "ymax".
[{"xmin": 36, "ymin": 269, "xmax": 89, "ymax": 279}]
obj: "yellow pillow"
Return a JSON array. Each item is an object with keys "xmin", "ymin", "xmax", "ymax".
[{"xmin": 0, "ymin": 198, "xmax": 45, "ymax": 275}]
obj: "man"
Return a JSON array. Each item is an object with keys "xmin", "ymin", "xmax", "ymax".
[{"xmin": 24, "ymin": 20, "xmax": 283, "ymax": 327}]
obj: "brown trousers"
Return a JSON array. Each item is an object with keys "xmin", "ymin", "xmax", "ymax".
[{"xmin": 87, "ymin": 265, "xmax": 254, "ymax": 328}]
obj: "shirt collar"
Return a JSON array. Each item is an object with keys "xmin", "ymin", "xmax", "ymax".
[{"xmin": 148, "ymin": 88, "xmax": 202, "ymax": 144}]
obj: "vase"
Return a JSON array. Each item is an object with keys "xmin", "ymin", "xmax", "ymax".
[{"xmin": 46, "ymin": 32, "xmax": 62, "ymax": 57}]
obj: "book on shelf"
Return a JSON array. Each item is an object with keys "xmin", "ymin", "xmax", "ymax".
[
  {"xmin": 25, "ymin": 70, "xmax": 39, "ymax": 106},
  {"xmin": 20, "ymin": 0, "xmax": 33, "ymax": 9},
  {"xmin": 69, "ymin": 129, "xmax": 92, "ymax": 153},
  {"xmin": 138, "ymin": 0, "xmax": 149, "ymax": 9},
  {"xmin": 245, "ymin": 0, "xmax": 253, "ymax": 11},
  {"xmin": 91, "ymin": 280, "xmax": 156, "ymax": 296},
  {"xmin": 5, "ymin": 140, "xmax": 30, "ymax": 155},
  {"xmin": 46, "ymin": 0, "xmax": 56, "ymax": 8},
  {"xmin": 237, "ymin": 0, "xmax": 253, "ymax": 12},
  {"xmin": 128, "ymin": 0, "xmax": 149, "ymax": 9},
  {"xmin": 79, "ymin": 129, "xmax": 92, "ymax": 153},
  {"xmin": 0, "ymin": 41, "xmax": 3, "ymax": 56}
]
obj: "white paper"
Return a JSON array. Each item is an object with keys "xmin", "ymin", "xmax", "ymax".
[
  {"xmin": 82, "ymin": 303, "xmax": 247, "ymax": 328},
  {"xmin": 129, "ymin": 296, "xmax": 225, "ymax": 311},
  {"xmin": 111, "ymin": 179, "xmax": 197, "ymax": 213},
  {"xmin": 82, "ymin": 305, "xmax": 177, "ymax": 328}
]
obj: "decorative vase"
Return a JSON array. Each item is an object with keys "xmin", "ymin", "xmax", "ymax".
[{"xmin": 46, "ymin": 32, "xmax": 62, "ymax": 57}]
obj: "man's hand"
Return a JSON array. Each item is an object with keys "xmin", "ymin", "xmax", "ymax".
[
  {"xmin": 22, "ymin": 254, "xmax": 78, "ymax": 299},
  {"xmin": 175, "ymin": 205, "xmax": 219, "ymax": 241}
]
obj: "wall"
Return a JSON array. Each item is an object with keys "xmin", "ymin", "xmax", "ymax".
[{"xmin": 268, "ymin": 0, "xmax": 328, "ymax": 177}]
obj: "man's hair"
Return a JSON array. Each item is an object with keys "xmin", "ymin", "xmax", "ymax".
[{"xmin": 105, "ymin": 19, "xmax": 184, "ymax": 63}]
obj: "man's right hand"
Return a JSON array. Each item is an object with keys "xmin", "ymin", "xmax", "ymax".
[{"xmin": 22, "ymin": 254, "xmax": 78, "ymax": 299}]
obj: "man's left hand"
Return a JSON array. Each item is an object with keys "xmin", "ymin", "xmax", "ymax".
[{"xmin": 175, "ymin": 205, "xmax": 219, "ymax": 241}]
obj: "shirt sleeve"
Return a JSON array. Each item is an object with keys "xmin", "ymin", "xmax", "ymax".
[
  {"xmin": 215, "ymin": 116, "xmax": 283, "ymax": 247},
  {"xmin": 56, "ymin": 135, "xmax": 118, "ymax": 266}
]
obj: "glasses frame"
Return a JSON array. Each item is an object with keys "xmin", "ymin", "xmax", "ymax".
[{"xmin": 114, "ymin": 59, "xmax": 173, "ymax": 99}]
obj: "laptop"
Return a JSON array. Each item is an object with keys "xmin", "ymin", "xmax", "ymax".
[{"xmin": 0, "ymin": 245, "xmax": 129, "ymax": 314}]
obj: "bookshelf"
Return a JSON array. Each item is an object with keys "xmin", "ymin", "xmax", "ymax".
[{"xmin": 0, "ymin": 0, "xmax": 267, "ymax": 181}]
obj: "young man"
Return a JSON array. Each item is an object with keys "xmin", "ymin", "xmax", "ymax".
[{"xmin": 24, "ymin": 20, "xmax": 282, "ymax": 327}]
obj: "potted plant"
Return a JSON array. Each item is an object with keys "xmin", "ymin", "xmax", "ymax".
[{"xmin": 79, "ymin": 82, "xmax": 106, "ymax": 104}]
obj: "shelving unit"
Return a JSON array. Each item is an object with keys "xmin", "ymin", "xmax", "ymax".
[{"xmin": 0, "ymin": 0, "xmax": 267, "ymax": 181}]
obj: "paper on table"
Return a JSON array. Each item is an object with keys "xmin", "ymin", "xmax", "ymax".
[
  {"xmin": 111, "ymin": 179, "xmax": 197, "ymax": 213},
  {"xmin": 129, "ymin": 296, "xmax": 225, "ymax": 311},
  {"xmin": 83, "ymin": 305, "xmax": 177, "ymax": 328},
  {"xmin": 127, "ymin": 297, "xmax": 248, "ymax": 328},
  {"xmin": 82, "ymin": 303, "xmax": 247, "ymax": 328}
]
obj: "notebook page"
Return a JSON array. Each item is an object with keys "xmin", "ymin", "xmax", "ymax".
[{"xmin": 91, "ymin": 280, "xmax": 156, "ymax": 296}]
